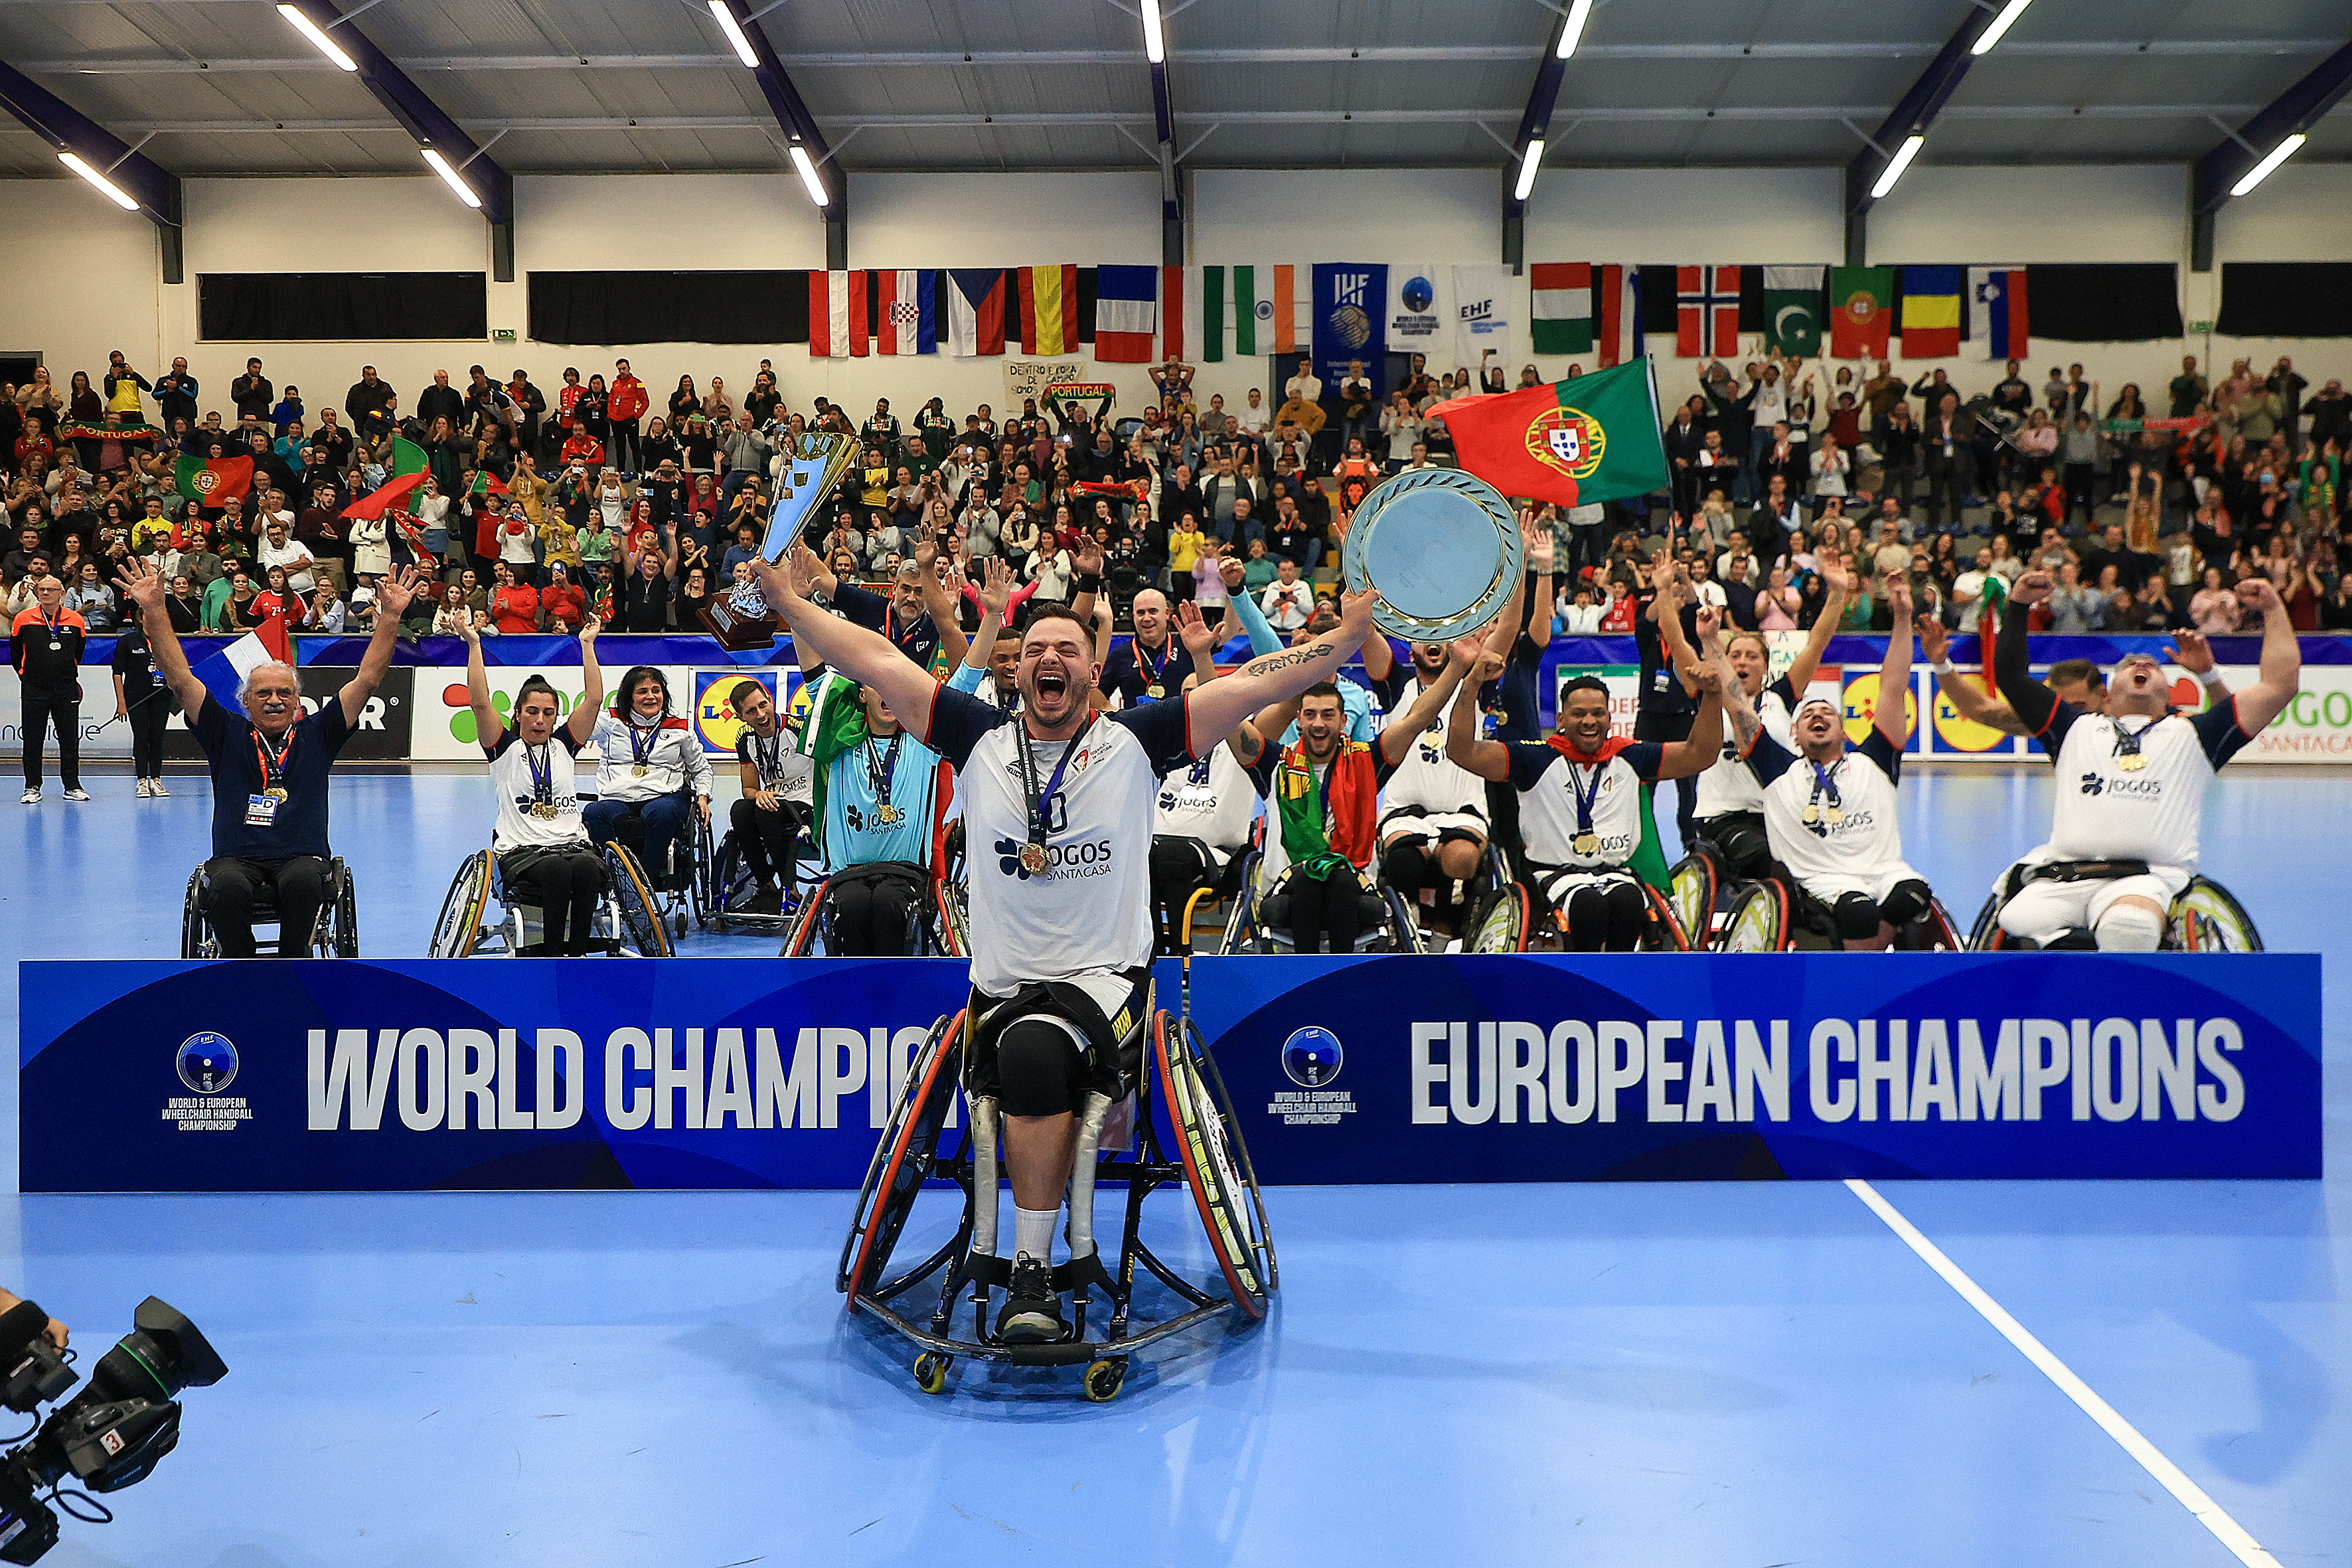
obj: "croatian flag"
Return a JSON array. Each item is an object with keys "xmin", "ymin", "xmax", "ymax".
[
  {"xmin": 947, "ymin": 269, "xmax": 1007, "ymax": 357},
  {"xmin": 1969, "ymin": 266, "xmax": 2030, "ymax": 360},
  {"xmin": 1092, "ymin": 264, "xmax": 1158, "ymax": 362},
  {"xmin": 874, "ymin": 270, "xmax": 938, "ymax": 355}
]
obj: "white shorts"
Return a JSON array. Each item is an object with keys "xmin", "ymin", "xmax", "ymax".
[
  {"xmin": 1533, "ymin": 865, "xmax": 1640, "ymax": 909},
  {"xmin": 1799, "ymin": 864, "xmax": 1923, "ymax": 906},
  {"xmin": 1379, "ymin": 808, "xmax": 1487, "ymax": 846},
  {"xmin": 1997, "ymin": 866, "xmax": 2189, "ymax": 942}
]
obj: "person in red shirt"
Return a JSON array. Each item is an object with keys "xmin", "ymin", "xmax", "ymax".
[
  {"xmin": 489, "ymin": 560, "xmax": 541, "ymax": 634},
  {"xmin": 554, "ymin": 367, "xmax": 583, "ymax": 442},
  {"xmin": 539, "ymin": 560, "xmax": 586, "ymax": 632},
  {"xmin": 607, "ymin": 359, "xmax": 649, "ymax": 475},
  {"xmin": 1599, "ymin": 577, "xmax": 1638, "ymax": 633},
  {"xmin": 560, "ymin": 425, "xmax": 605, "ymax": 471}
]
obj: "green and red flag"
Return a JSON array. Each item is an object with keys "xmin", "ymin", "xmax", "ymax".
[
  {"xmin": 1423, "ymin": 358, "xmax": 1668, "ymax": 510},
  {"xmin": 386, "ymin": 436, "xmax": 430, "ymax": 515},
  {"xmin": 174, "ymin": 453, "xmax": 254, "ymax": 505},
  {"xmin": 339, "ymin": 471, "xmax": 427, "ymax": 520}
]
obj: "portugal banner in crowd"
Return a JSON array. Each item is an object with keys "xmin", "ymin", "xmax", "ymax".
[
  {"xmin": 174, "ymin": 453, "xmax": 252, "ymax": 504},
  {"xmin": 1424, "ymin": 359, "xmax": 1668, "ymax": 509}
]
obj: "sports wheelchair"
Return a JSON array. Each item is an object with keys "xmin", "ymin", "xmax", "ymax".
[
  {"xmin": 1468, "ymin": 866, "xmax": 1695, "ymax": 953},
  {"xmin": 702, "ymin": 807, "xmax": 819, "ymax": 933},
  {"xmin": 428, "ymin": 841, "xmax": 672, "ymax": 957},
  {"xmin": 589, "ymin": 793, "xmax": 707, "ymax": 943},
  {"xmin": 1215, "ymin": 825, "xmax": 1427, "ymax": 955},
  {"xmin": 1666, "ymin": 843, "xmax": 1962, "ymax": 952},
  {"xmin": 181, "ymin": 856, "xmax": 358, "ymax": 958},
  {"xmin": 838, "ymin": 898, "xmax": 1274, "ymax": 1402},
  {"xmin": 1966, "ymin": 862, "xmax": 2262, "ymax": 953},
  {"xmin": 779, "ymin": 860, "xmax": 966, "ymax": 957}
]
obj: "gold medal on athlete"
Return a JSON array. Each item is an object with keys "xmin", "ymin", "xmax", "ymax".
[
  {"xmin": 264, "ymin": 786, "xmax": 289, "ymax": 802},
  {"xmin": 1144, "ymin": 683, "xmax": 1165, "ymax": 700},
  {"xmin": 1018, "ymin": 840, "xmax": 1050, "ymax": 876},
  {"xmin": 1802, "ymin": 803, "xmax": 1820, "ymax": 824},
  {"xmin": 631, "ymin": 763, "xmax": 649, "ymax": 777},
  {"xmin": 874, "ymin": 803, "xmax": 902, "ymax": 826},
  {"xmin": 2118, "ymin": 753, "xmax": 2146, "ymax": 773},
  {"xmin": 1824, "ymin": 805, "xmax": 1843, "ymax": 824},
  {"xmin": 530, "ymin": 801, "xmax": 557, "ymax": 821},
  {"xmin": 1573, "ymin": 831, "xmax": 1600, "ymax": 856}
]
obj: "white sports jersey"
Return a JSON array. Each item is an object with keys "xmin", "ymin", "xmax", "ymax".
[
  {"xmin": 486, "ymin": 730, "xmax": 589, "ymax": 852},
  {"xmin": 1154, "ymin": 744, "xmax": 1257, "ymax": 864},
  {"xmin": 2040, "ymin": 702, "xmax": 2253, "ymax": 872},
  {"xmin": 1751, "ymin": 731, "xmax": 1908, "ymax": 888},
  {"xmin": 736, "ymin": 724, "xmax": 815, "ymax": 807},
  {"xmin": 1377, "ymin": 676, "xmax": 1487, "ymax": 820},
  {"xmin": 1696, "ymin": 674, "xmax": 1796, "ymax": 819},
  {"xmin": 927, "ymin": 686, "xmax": 1196, "ymax": 999},
  {"xmin": 1504, "ymin": 738, "xmax": 1666, "ymax": 870},
  {"xmin": 589, "ymin": 710, "xmax": 714, "ymax": 803}
]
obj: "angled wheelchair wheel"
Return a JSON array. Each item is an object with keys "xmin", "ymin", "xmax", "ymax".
[
  {"xmin": 1383, "ymin": 887, "xmax": 1429, "ymax": 953},
  {"xmin": 932, "ymin": 880, "xmax": 968, "ymax": 957},
  {"xmin": 1470, "ymin": 883, "xmax": 1530, "ymax": 953},
  {"xmin": 690, "ymin": 817, "xmax": 716, "ymax": 929},
  {"xmin": 1717, "ymin": 881, "xmax": 1787, "ymax": 952},
  {"xmin": 329, "ymin": 862, "xmax": 360, "ymax": 958},
  {"xmin": 431, "ymin": 851, "xmax": 493, "ymax": 959},
  {"xmin": 781, "ymin": 876, "xmax": 826, "ymax": 955},
  {"xmin": 1154, "ymin": 1011, "xmax": 1269, "ymax": 1319},
  {"xmin": 1184, "ymin": 1017, "xmax": 1279, "ymax": 1294},
  {"xmin": 605, "ymin": 844, "xmax": 672, "ymax": 957},
  {"xmin": 1967, "ymin": 893, "xmax": 2003, "ymax": 951},
  {"xmin": 1668, "ymin": 853, "xmax": 1717, "ymax": 949},
  {"xmin": 2172, "ymin": 877, "xmax": 2262, "ymax": 952},
  {"xmin": 1640, "ymin": 883, "xmax": 1693, "ymax": 951},
  {"xmin": 1216, "ymin": 852, "xmax": 1259, "ymax": 955},
  {"xmin": 1912, "ymin": 896, "xmax": 1964, "ymax": 953},
  {"xmin": 840, "ymin": 1010, "xmax": 964, "ymax": 1300},
  {"xmin": 180, "ymin": 869, "xmax": 208, "ymax": 959}
]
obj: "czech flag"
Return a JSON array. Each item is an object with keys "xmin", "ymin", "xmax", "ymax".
[
  {"xmin": 874, "ymin": 270, "xmax": 938, "ymax": 355},
  {"xmin": 947, "ymin": 269, "xmax": 1007, "ymax": 357},
  {"xmin": 1968, "ymin": 266, "xmax": 2030, "ymax": 360},
  {"xmin": 1091, "ymin": 264, "xmax": 1158, "ymax": 362}
]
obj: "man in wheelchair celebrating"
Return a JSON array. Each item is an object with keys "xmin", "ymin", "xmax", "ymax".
[
  {"xmin": 754, "ymin": 552, "xmax": 1375, "ymax": 1344},
  {"xmin": 584, "ymin": 665, "xmax": 712, "ymax": 891},
  {"xmin": 791, "ymin": 657, "xmax": 948, "ymax": 956},
  {"xmin": 1989, "ymin": 568, "xmax": 2300, "ymax": 950}
]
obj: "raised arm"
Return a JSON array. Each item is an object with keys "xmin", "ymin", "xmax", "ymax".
[
  {"xmin": 1786, "ymin": 555, "xmax": 1849, "ymax": 694},
  {"xmin": 963, "ymin": 556, "xmax": 1012, "ymax": 672},
  {"xmin": 1917, "ymin": 615, "xmax": 2023, "ymax": 735},
  {"xmin": 565, "ymin": 615, "xmax": 604, "ymax": 745},
  {"xmin": 1183, "ymin": 588, "xmax": 1379, "ymax": 750},
  {"xmin": 1443, "ymin": 669, "xmax": 1512, "ymax": 781},
  {"xmin": 341, "ymin": 564, "xmax": 424, "ymax": 727},
  {"xmin": 2229, "ymin": 576, "xmax": 2302, "ymax": 734},
  {"xmin": 458, "ymin": 613, "xmax": 503, "ymax": 751},
  {"xmin": 115, "ymin": 558, "xmax": 207, "ymax": 724},
  {"xmin": 1654, "ymin": 664, "xmax": 1726, "ymax": 779},
  {"xmin": 913, "ymin": 536, "xmax": 968, "ymax": 670},
  {"xmin": 1377, "ymin": 638, "xmax": 1478, "ymax": 765},
  {"xmin": 1994, "ymin": 570, "xmax": 2061, "ymax": 734},
  {"xmin": 750, "ymin": 553, "xmax": 943, "ymax": 743},
  {"xmin": 1521, "ymin": 524, "xmax": 1555, "ymax": 651},
  {"xmin": 1876, "ymin": 570, "xmax": 1914, "ymax": 751}
]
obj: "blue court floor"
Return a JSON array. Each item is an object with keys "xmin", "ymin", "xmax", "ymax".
[{"xmin": 1, "ymin": 765, "xmax": 2343, "ymax": 1567}]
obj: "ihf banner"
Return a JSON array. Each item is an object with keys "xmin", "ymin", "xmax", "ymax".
[
  {"xmin": 1192, "ymin": 954, "xmax": 2321, "ymax": 1182},
  {"xmin": 1312, "ymin": 264, "xmax": 1386, "ymax": 397}
]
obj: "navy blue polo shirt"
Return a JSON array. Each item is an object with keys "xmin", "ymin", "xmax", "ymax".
[{"xmin": 195, "ymin": 692, "xmax": 351, "ymax": 862}]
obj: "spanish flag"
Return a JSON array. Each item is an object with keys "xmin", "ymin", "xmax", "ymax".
[{"xmin": 1017, "ymin": 265, "xmax": 1079, "ymax": 356}]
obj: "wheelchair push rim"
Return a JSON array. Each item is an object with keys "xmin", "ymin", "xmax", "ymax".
[
  {"xmin": 840, "ymin": 1010, "xmax": 964, "ymax": 1302},
  {"xmin": 1470, "ymin": 882, "xmax": 1530, "ymax": 953},
  {"xmin": 1717, "ymin": 881, "xmax": 1787, "ymax": 952},
  {"xmin": 1668, "ymin": 852, "xmax": 1717, "ymax": 949},
  {"xmin": 605, "ymin": 843, "xmax": 672, "ymax": 957},
  {"xmin": 432, "ymin": 850, "xmax": 493, "ymax": 959},
  {"xmin": 1154, "ymin": 1012, "xmax": 1269, "ymax": 1318},
  {"xmin": 2173, "ymin": 876, "xmax": 2262, "ymax": 952}
]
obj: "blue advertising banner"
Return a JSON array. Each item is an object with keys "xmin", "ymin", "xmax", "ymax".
[
  {"xmin": 1310, "ymin": 263, "xmax": 1387, "ymax": 399},
  {"xmin": 17, "ymin": 954, "xmax": 2321, "ymax": 1193}
]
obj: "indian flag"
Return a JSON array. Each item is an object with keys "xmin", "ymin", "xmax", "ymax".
[{"xmin": 1230, "ymin": 265, "xmax": 1311, "ymax": 356}]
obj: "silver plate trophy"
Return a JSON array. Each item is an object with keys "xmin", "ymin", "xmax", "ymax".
[
  {"xmin": 1340, "ymin": 467, "xmax": 1526, "ymax": 643},
  {"xmin": 700, "ymin": 430, "xmax": 863, "ymax": 648}
]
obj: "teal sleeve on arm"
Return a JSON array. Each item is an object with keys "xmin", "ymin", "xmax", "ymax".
[
  {"xmin": 1229, "ymin": 586, "xmax": 1281, "ymax": 657},
  {"xmin": 1344, "ymin": 680, "xmax": 1374, "ymax": 744},
  {"xmin": 946, "ymin": 663, "xmax": 987, "ymax": 696}
]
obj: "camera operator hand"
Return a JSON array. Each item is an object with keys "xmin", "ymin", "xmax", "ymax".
[{"xmin": 0, "ymin": 1290, "xmax": 66, "ymax": 1351}]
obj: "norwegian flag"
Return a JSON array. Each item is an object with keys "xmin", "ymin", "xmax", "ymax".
[
  {"xmin": 874, "ymin": 270, "xmax": 938, "ymax": 355},
  {"xmin": 1676, "ymin": 265, "xmax": 1743, "ymax": 358}
]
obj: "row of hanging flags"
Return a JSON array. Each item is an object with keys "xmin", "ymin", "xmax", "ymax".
[{"xmin": 802, "ymin": 262, "xmax": 2102, "ymax": 365}]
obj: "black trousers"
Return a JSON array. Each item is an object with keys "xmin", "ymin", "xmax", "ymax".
[
  {"xmin": 127, "ymin": 697, "xmax": 169, "ymax": 779},
  {"xmin": 730, "ymin": 796, "xmax": 807, "ymax": 888},
  {"xmin": 1149, "ymin": 834, "xmax": 1216, "ymax": 954},
  {"xmin": 829, "ymin": 864, "xmax": 923, "ymax": 955},
  {"xmin": 1286, "ymin": 871, "xmax": 1363, "ymax": 955},
  {"xmin": 609, "ymin": 418, "xmax": 641, "ymax": 473},
  {"xmin": 202, "ymin": 854, "xmax": 329, "ymax": 957},
  {"xmin": 500, "ymin": 845, "xmax": 605, "ymax": 955},
  {"xmin": 19, "ymin": 693, "xmax": 79, "ymax": 789}
]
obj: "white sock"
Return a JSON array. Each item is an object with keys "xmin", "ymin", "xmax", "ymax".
[{"xmin": 1012, "ymin": 1204, "xmax": 1059, "ymax": 1263}]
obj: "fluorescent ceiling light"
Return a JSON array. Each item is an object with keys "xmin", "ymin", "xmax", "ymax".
[
  {"xmin": 1141, "ymin": 0, "xmax": 1164, "ymax": 64},
  {"xmin": 2230, "ymin": 132, "xmax": 2305, "ymax": 198},
  {"xmin": 1870, "ymin": 133, "xmax": 1924, "ymax": 199},
  {"xmin": 276, "ymin": 3, "xmax": 356, "ymax": 72},
  {"xmin": 1514, "ymin": 139, "xmax": 1544, "ymax": 201},
  {"xmin": 1555, "ymin": 0, "xmax": 1594, "ymax": 58},
  {"xmin": 420, "ymin": 147, "xmax": 481, "ymax": 208},
  {"xmin": 58, "ymin": 151, "xmax": 137, "ymax": 211},
  {"xmin": 708, "ymin": 0, "xmax": 759, "ymax": 68},
  {"xmin": 1970, "ymin": 0, "xmax": 2033, "ymax": 55},
  {"xmin": 789, "ymin": 143, "xmax": 829, "ymax": 206}
]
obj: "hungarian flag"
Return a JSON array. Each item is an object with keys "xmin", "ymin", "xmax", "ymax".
[
  {"xmin": 1016, "ymin": 265, "xmax": 1079, "ymax": 356},
  {"xmin": 1424, "ymin": 358, "xmax": 1668, "ymax": 509},
  {"xmin": 1830, "ymin": 267, "xmax": 1894, "ymax": 357},
  {"xmin": 874, "ymin": 270, "xmax": 938, "ymax": 355},
  {"xmin": 1530, "ymin": 263, "xmax": 1595, "ymax": 354},
  {"xmin": 175, "ymin": 453, "xmax": 253, "ymax": 505},
  {"xmin": 1899, "ymin": 265, "xmax": 1962, "ymax": 358},
  {"xmin": 1968, "ymin": 266, "xmax": 2030, "ymax": 359},
  {"xmin": 1761, "ymin": 266, "xmax": 1824, "ymax": 355},
  {"xmin": 1675, "ymin": 266, "xmax": 1742, "ymax": 358},
  {"xmin": 947, "ymin": 268, "xmax": 1007, "ymax": 357},
  {"xmin": 1092, "ymin": 265, "xmax": 1158, "ymax": 362}
]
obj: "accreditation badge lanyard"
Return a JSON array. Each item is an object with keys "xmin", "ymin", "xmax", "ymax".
[
  {"xmin": 751, "ymin": 726, "xmax": 783, "ymax": 790},
  {"xmin": 1014, "ymin": 713, "xmax": 1095, "ymax": 876},
  {"xmin": 1565, "ymin": 755, "xmax": 1605, "ymax": 857},
  {"xmin": 627, "ymin": 716, "xmax": 658, "ymax": 777},
  {"xmin": 863, "ymin": 732, "xmax": 906, "ymax": 826},
  {"xmin": 252, "ymin": 725, "xmax": 295, "ymax": 801},
  {"xmin": 2112, "ymin": 717, "xmax": 2156, "ymax": 773},
  {"xmin": 1802, "ymin": 760, "xmax": 1844, "ymax": 828},
  {"xmin": 1134, "ymin": 635, "xmax": 1170, "ymax": 700},
  {"xmin": 525, "ymin": 742, "xmax": 558, "ymax": 820}
]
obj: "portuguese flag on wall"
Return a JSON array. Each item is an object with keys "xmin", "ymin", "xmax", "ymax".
[
  {"xmin": 1423, "ymin": 358, "xmax": 1668, "ymax": 509},
  {"xmin": 174, "ymin": 453, "xmax": 253, "ymax": 504}
]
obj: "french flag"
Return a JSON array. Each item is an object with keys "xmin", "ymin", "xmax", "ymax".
[
  {"xmin": 191, "ymin": 609, "xmax": 295, "ymax": 714},
  {"xmin": 874, "ymin": 270, "xmax": 938, "ymax": 355},
  {"xmin": 1969, "ymin": 266, "xmax": 2030, "ymax": 360},
  {"xmin": 1092, "ymin": 264, "xmax": 1158, "ymax": 362},
  {"xmin": 808, "ymin": 270, "xmax": 870, "ymax": 358},
  {"xmin": 948, "ymin": 269, "xmax": 1007, "ymax": 357}
]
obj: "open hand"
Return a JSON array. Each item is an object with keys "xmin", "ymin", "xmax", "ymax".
[
  {"xmin": 113, "ymin": 556, "xmax": 163, "ymax": 614},
  {"xmin": 2169, "ymin": 628, "xmax": 2213, "ymax": 674},
  {"xmin": 374, "ymin": 563, "xmax": 424, "ymax": 621},
  {"xmin": 977, "ymin": 556, "xmax": 1013, "ymax": 621},
  {"xmin": 1175, "ymin": 600, "xmax": 1219, "ymax": 666}
]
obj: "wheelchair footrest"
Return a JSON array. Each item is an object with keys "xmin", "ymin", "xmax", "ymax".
[{"xmin": 959, "ymin": 1249, "xmax": 1113, "ymax": 1296}]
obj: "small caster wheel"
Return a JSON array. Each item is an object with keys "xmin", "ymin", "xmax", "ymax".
[
  {"xmin": 913, "ymin": 1352, "xmax": 953, "ymax": 1395},
  {"xmin": 1081, "ymin": 1356, "xmax": 1127, "ymax": 1403}
]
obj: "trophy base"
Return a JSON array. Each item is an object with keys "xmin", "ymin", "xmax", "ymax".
[{"xmin": 698, "ymin": 599, "xmax": 781, "ymax": 651}]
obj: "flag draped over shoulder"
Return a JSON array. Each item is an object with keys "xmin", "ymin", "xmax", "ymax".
[
  {"xmin": 1424, "ymin": 359, "xmax": 1668, "ymax": 509},
  {"xmin": 794, "ymin": 669, "xmax": 870, "ymax": 852}
]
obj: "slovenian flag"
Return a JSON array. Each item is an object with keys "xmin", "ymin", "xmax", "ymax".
[
  {"xmin": 1091, "ymin": 265, "xmax": 1158, "ymax": 362},
  {"xmin": 874, "ymin": 270, "xmax": 938, "ymax": 355},
  {"xmin": 1017, "ymin": 266, "xmax": 1079, "ymax": 356},
  {"xmin": 948, "ymin": 269, "xmax": 1007, "ymax": 357},
  {"xmin": 1899, "ymin": 265, "xmax": 1963, "ymax": 359},
  {"xmin": 1968, "ymin": 266, "xmax": 2030, "ymax": 360}
]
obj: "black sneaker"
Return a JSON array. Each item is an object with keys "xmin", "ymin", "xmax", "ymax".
[{"xmin": 996, "ymin": 1254, "xmax": 1064, "ymax": 1343}]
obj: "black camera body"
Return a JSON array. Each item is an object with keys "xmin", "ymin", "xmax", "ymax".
[{"xmin": 0, "ymin": 1297, "xmax": 225, "ymax": 1565}]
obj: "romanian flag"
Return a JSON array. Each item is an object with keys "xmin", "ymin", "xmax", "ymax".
[
  {"xmin": 174, "ymin": 453, "xmax": 253, "ymax": 505},
  {"xmin": 1017, "ymin": 265, "xmax": 1079, "ymax": 356},
  {"xmin": 1899, "ymin": 265, "xmax": 1962, "ymax": 359}
]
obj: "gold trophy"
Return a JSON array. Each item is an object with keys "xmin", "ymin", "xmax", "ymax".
[{"xmin": 700, "ymin": 430, "xmax": 862, "ymax": 649}]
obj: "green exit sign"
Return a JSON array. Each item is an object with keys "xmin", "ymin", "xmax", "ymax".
[
  {"xmin": 2189, "ymin": 320, "xmax": 2212, "ymax": 334},
  {"xmin": 493, "ymin": 329, "xmax": 517, "ymax": 342}
]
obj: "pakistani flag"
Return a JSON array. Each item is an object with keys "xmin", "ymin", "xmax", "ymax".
[{"xmin": 1762, "ymin": 266, "xmax": 1824, "ymax": 356}]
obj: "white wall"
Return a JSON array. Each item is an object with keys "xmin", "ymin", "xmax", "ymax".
[{"xmin": 1192, "ymin": 169, "xmax": 1502, "ymax": 264}]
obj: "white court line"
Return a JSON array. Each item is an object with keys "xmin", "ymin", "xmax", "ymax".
[{"xmin": 1845, "ymin": 1178, "xmax": 2281, "ymax": 1568}]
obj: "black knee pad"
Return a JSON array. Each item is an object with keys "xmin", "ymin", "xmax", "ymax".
[
  {"xmin": 1382, "ymin": 841, "xmax": 1428, "ymax": 896},
  {"xmin": 1601, "ymin": 880, "xmax": 1647, "ymax": 945},
  {"xmin": 1878, "ymin": 878, "xmax": 1932, "ymax": 928},
  {"xmin": 995, "ymin": 1016, "xmax": 1088, "ymax": 1117},
  {"xmin": 1717, "ymin": 822, "xmax": 1774, "ymax": 880},
  {"xmin": 1832, "ymin": 892, "xmax": 1881, "ymax": 941}
]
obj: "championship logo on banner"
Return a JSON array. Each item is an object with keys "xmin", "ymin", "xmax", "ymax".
[
  {"xmin": 1451, "ymin": 264, "xmax": 1517, "ymax": 369},
  {"xmin": 1386, "ymin": 264, "xmax": 1450, "ymax": 357},
  {"xmin": 1311, "ymin": 263, "xmax": 1387, "ymax": 396}
]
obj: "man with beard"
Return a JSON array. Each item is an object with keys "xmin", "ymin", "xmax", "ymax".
[{"xmin": 1368, "ymin": 635, "xmax": 1502, "ymax": 932}]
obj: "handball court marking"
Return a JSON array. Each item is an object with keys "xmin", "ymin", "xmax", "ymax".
[{"xmin": 1845, "ymin": 1178, "xmax": 2280, "ymax": 1568}]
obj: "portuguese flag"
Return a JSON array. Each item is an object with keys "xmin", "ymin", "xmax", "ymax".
[
  {"xmin": 388, "ymin": 436, "xmax": 430, "ymax": 515},
  {"xmin": 1424, "ymin": 359, "xmax": 1668, "ymax": 510},
  {"xmin": 175, "ymin": 453, "xmax": 254, "ymax": 504}
]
